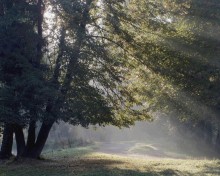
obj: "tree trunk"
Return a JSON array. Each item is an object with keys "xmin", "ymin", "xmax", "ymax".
[
  {"xmin": 36, "ymin": 0, "xmax": 43, "ymax": 66},
  {"xmin": 215, "ymin": 130, "xmax": 220, "ymax": 150},
  {"xmin": 24, "ymin": 121, "xmax": 54, "ymax": 159},
  {"xmin": 52, "ymin": 27, "xmax": 65, "ymax": 84},
  {"xmin": 14, "ymin": 125, "xmax": 25, "ymax": 158},
  {"xmin": 60, "ymin": 0, "xmax": 91, "ymax": 95},
  {"xmin": 24, "ymin": 121, "xmax": 36, "ymax": 156},
  {"xmin": 204, "ymin": 121, "xmax": 212, "ymax": 145},
  {"xmin": 0, "ymin": 124, "xmax": 14, "ymax": 159}
]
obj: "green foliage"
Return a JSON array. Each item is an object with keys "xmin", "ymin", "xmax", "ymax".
[
  {"xmin": 121, "ymin": 0, "xmax": 220, "ymax": 124},
  {"xmin": 1, "ymin": 0, "xmax": 220, "ymax": 153},
  {"xmin": 0, "ymin": 0, "xmax": 151, "ymax": 129},
  {"xmin": 0, "ymin": 1, "xmax": 48, "ymax": 126}
]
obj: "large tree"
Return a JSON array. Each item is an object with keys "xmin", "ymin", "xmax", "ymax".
[{"xmin": 0, "ymin": 0, "xmax": 150, "ymax": 159}]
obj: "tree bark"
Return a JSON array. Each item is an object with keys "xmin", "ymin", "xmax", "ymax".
[
  {"xmin": 36, "ymin": 0, "xmax": 43, "ymax": 66},
  {"xmin": 26, "ymin": 121, "xmax": 36, "ymax": 150},
  {"xmin": 52, "ymin": 28, "xmax": 65, "ymax": 85},
  {"xmin": 25, "ymin": 121, "xmax": 54, "ymax": 159},
  {"xmin": 215, "ymin": 130, "xmax": 220, "ymax": 150},
  {"xmin": 0, "ymin": 124, "xmax": 14, "ymax": 159},
  {"xmin": 14, "ymin": 124, "xmax": 25, "ymax": 158}
]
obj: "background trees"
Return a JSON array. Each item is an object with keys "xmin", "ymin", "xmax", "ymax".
[{"xmin": 124, "ymin": 0, "xmax": 220, "ymax": 149}]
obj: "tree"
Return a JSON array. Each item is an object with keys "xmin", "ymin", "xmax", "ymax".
[
  {"xmin": 0, "ymin": 0, "xmax": 47, "ymax": 158},
  {"xmin": 0, "ymin": 0, "xmax": 150, "ymax": 159},
  {"xmin": 123, "ymin": 0, "xmax": 220, "ymax": 149}
]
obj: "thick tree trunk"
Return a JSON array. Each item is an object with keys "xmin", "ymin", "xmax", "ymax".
[
  {"xmin": 24, "ymin": 121, "xmax": 54, "ymax": 159},
  {"xmin": 0, "ymin": 124, "xmax": 14, "ymax": 159},
  {"xmin": 24, "ymin": 121, "xmax": 36, "ymax": 154},
  {"xmin": 14, "ymin": 125, "xmax": 25, "ymax": 157}
]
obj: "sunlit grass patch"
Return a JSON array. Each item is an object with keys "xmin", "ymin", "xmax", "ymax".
[
  {"xmin": 0, "ymin": 146, "xmax": 219, "ymax": 176},
  {"xmin": 68, "ymin": 151, "xmax": 220, "ymax": 175},
  {"xmin": 128, "ymin": 143, "xmax": 159, "ymax": 153},
  {"xmin": 43, "ymin": 145, "xmax": 96, "ymax": 159},
  {"xmin": 127, "ymin": 142, "xmax": 189, "ymax": 158}
]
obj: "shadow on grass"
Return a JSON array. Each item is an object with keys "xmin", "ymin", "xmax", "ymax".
[
  {"xmin": 0, "ymin": 157, "xmax": 195, "ymax": 176},
  {"xmin": 65, "ymin": 158, "xmax": 193, "ymax": 176},
  {"xmin": 1, "ymin": 146, "xmax": 219, "ymax": 176},
  {"xmin": 79, "ymin": 167, "xmax": 192, "ymax": 176},
  {"xmin": 202, "ymin": 163, "xmax": 220, "ymax": 176}
]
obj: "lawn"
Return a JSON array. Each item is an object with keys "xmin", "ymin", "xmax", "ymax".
[{"xmin": 0, "ymin": 145, "xmax": 219, "ymax": 176}]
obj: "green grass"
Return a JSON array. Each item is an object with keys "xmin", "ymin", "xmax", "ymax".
[{"xmin": 0, "ymin": 146, "xmax": 220, "ymax": 176}]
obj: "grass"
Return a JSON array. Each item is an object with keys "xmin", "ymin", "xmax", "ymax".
[
  {"xmin": 0, "ymin": 145, "xmax": 220, "ymax": 176},
  {"xmin": 126, "ymin": 142, "xmax": 191, "ymax": 159}
]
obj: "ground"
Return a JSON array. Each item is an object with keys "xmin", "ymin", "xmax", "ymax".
[{"xmin": 0, "ymin": 142, "xmax": 220, "ymax": 176}]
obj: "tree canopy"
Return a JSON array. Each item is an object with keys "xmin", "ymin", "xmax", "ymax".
[
  {"xmin": 0, "ymin": 0, "xmax": 150, "ymax": 159},
  {"xmin": 123, "ymin": 0, "xmax": 220, "ymax": 148},
  {"xmin": 0, "ymin": 0, "xmax": 220, "ymax": 159}
]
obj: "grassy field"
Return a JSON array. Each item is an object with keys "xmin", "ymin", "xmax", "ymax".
[{"xmin": 0, "ymin": 145, "xmax": 220, "ymax": 176}]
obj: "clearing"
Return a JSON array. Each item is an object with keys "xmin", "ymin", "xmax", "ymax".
[{"xmin": 0, "ymin": 142, "xmax": 219, "ymax": 176}]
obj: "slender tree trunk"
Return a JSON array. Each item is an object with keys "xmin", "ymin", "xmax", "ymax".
[
  {"xmin": 52, "ymin": 27, "xmax": 65, "ymax": 84},
  {"xmin": 0, "ymin": 124, "xmax": 13, "ymax": 159},
  {"xmin": 22, "ymin": 121, "xmax": 36, "ymax": 157},
  {"xmin": 14, "ymin": 125, "xmax": 25, "ymax": 158},
  {"xmin": 215, "ymin": 130, "xmax": 220, "ymax": 150},
  {"xmin": 25, "ymin": 121, "xmax": 54, "ymax": 159},
  {"xmin": 60, "ymin": 0, "xmax": 92, "ymax": 95},
  {"xmin": 26, "ymin": 121, "xmax": 36, "ymax": 148},
  {"xmin": 36, "ymin": 0, "xmax": 43, "ymax": 66},
  {"xmin": 204, "ymin": 121, "xmax": 212, "ymax": 145}
]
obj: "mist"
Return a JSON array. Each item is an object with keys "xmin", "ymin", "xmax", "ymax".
[
  {"xmin": 44, "ymin": 115, "xmax": 218, "ymax": 159},
  {"xmin": 2, "ymin": 115, "xmax": 217, "ymax": 159}
]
